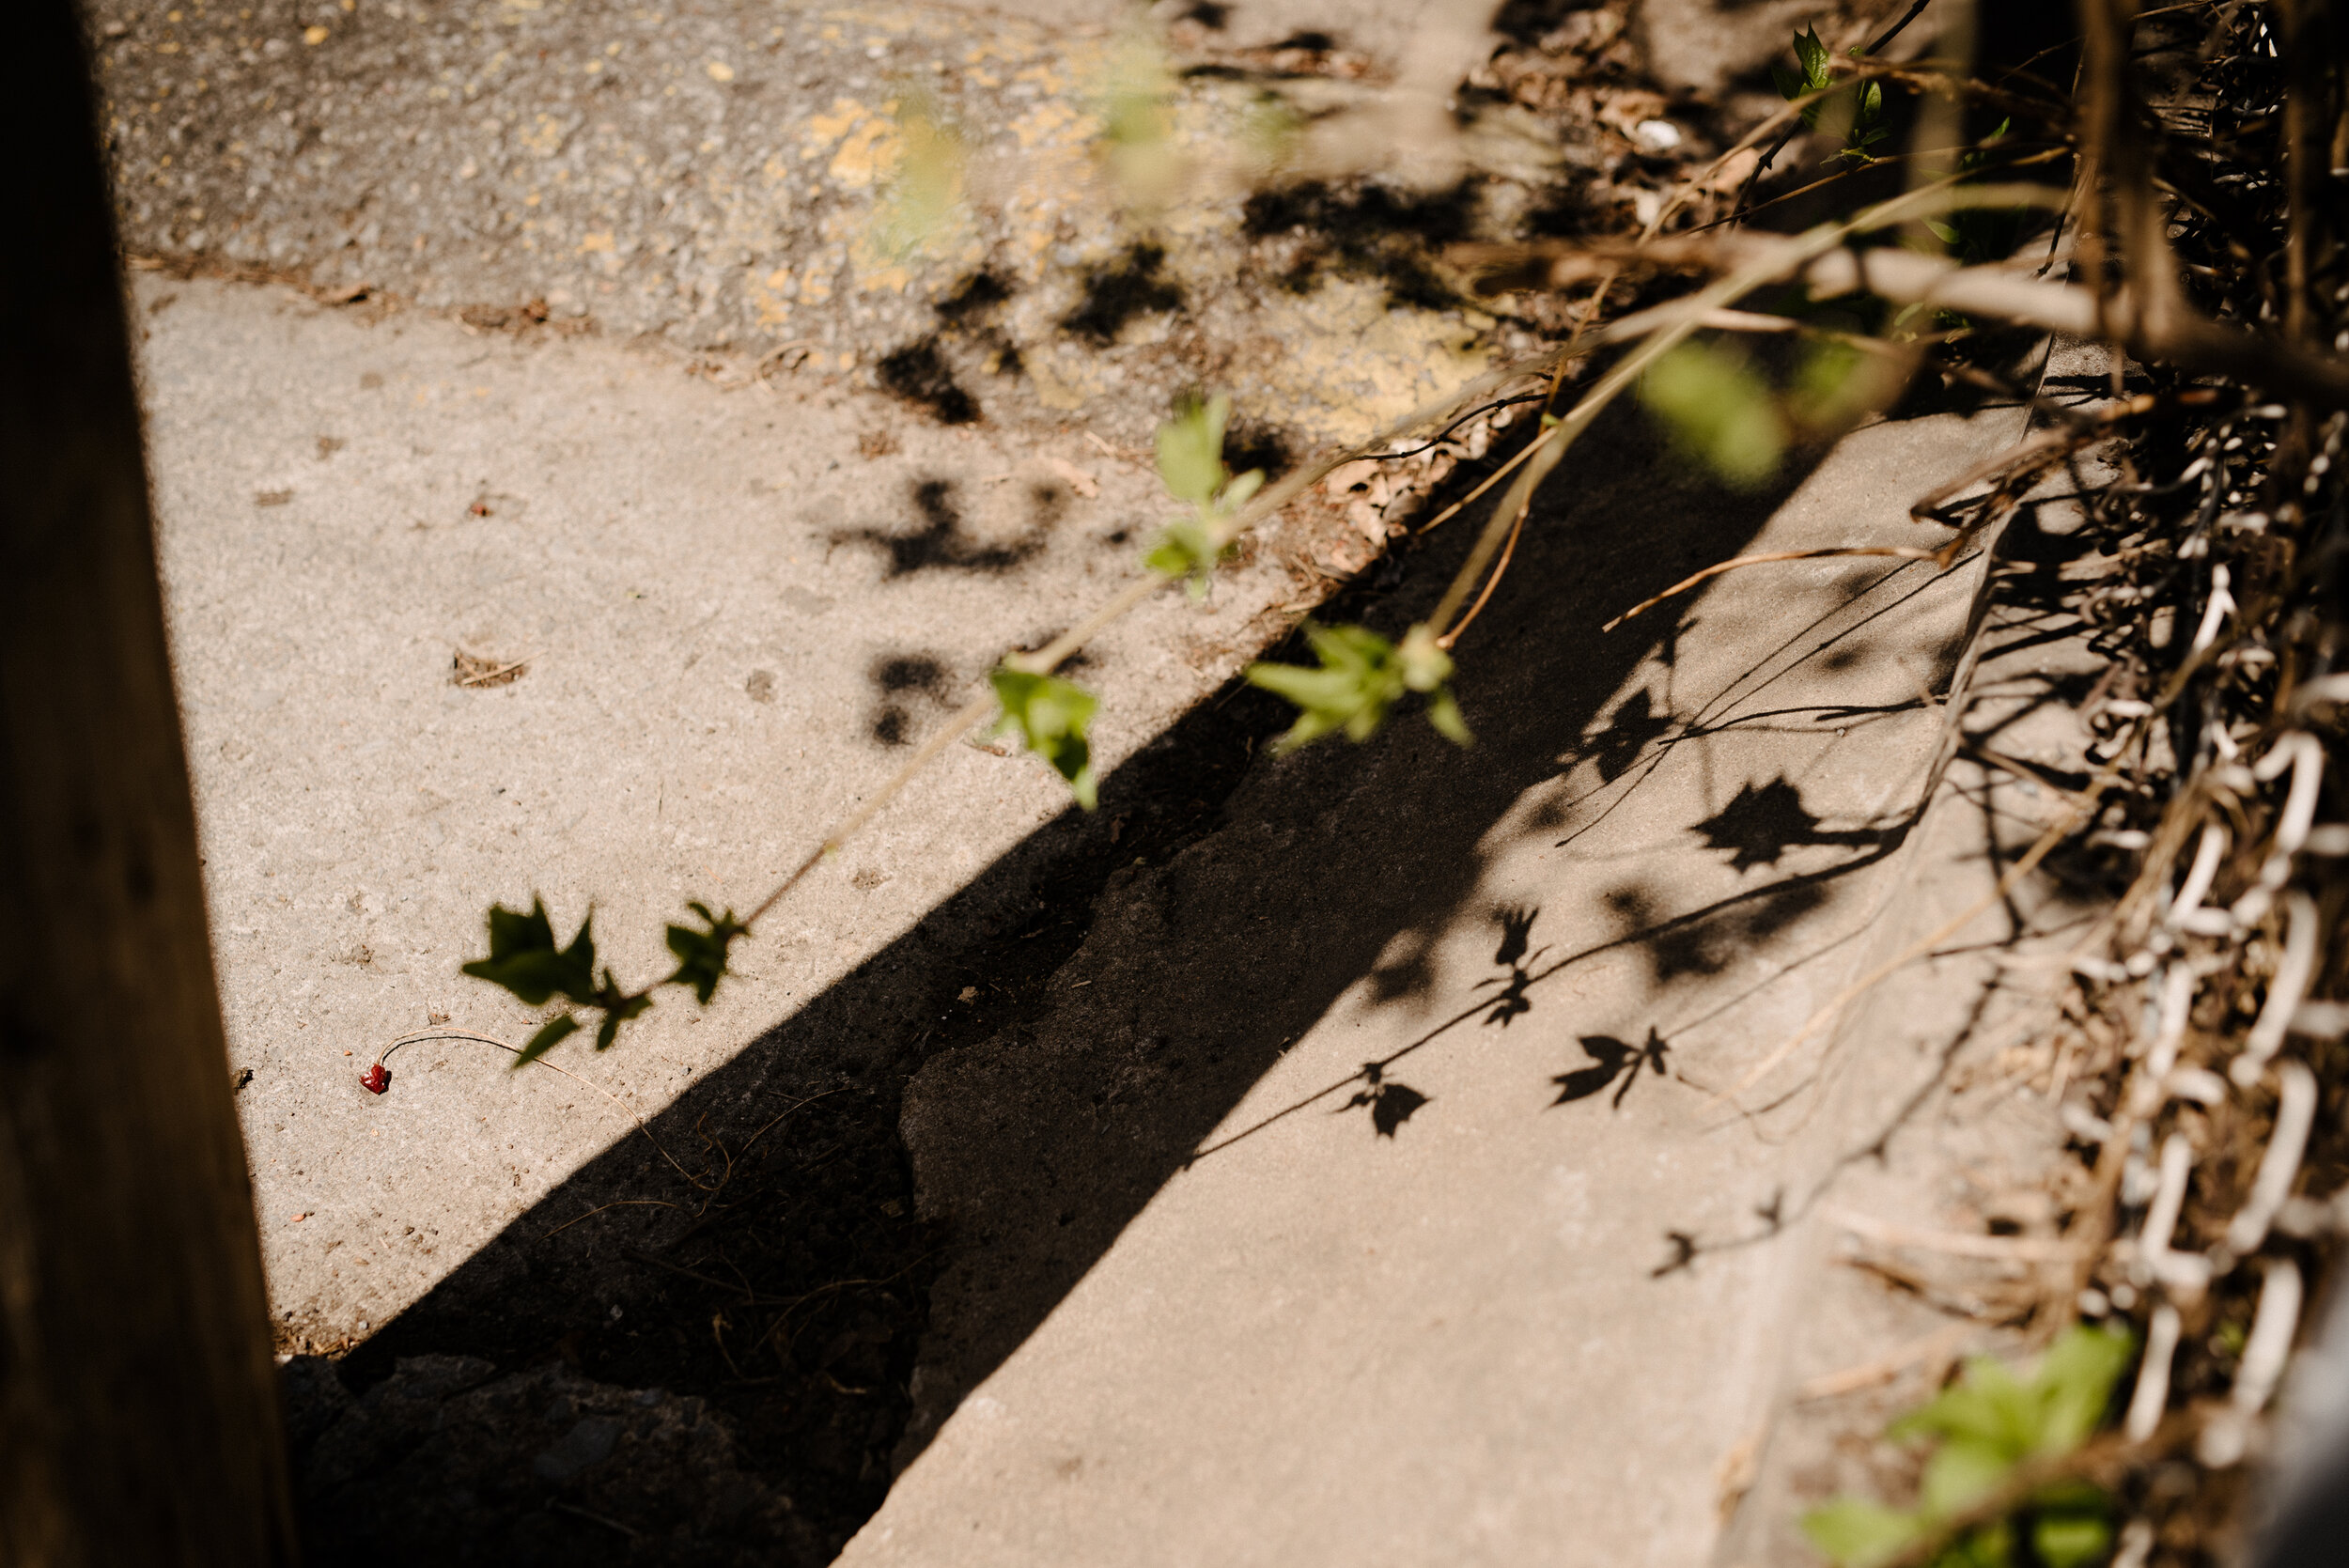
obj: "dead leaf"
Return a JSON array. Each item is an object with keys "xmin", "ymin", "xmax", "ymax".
[{"xmin": 452, "ymin": 648, "xmax": 529, "ymax": 688}]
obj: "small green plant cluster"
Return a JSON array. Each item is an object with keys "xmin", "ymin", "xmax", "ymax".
[
  {"xmin": 1247, "ymin": 621, "xmax": 1470, "ymax": 751},
  {"xmin": 1802, "ymin": 1326, "xmax": 2135, "ymax": 1568},
  {"xmin": 1144, "ymin": 391, "xmax": 1266, "ymax": 598},
  {"xmin": 461, "ymin": 898, "xmax": 749, "ymax": 1066},
  {"xmin": 990, "ymin": 665, "xmax": 1101, "ymax": 808},
  {"xmin": 1773, "ymin": 25, "xmax": 1889, "ymax": 166}
]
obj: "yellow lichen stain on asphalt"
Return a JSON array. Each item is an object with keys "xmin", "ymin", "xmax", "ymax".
[
  {"xmin": 751, "ymin": 267, "xmax": 795, "ymax": 327},
  {"xmin": 1009, "ymin": 101, "xmax": 1078, "ymax": 150},
  {"xmin": 688, "ymin": 12, "xmax": 1498, "ymax": 440},
  {"xmin": 1240, "ymin": 279, "xmax": 1490, "ymax": 442},
  {"xmin": 802, "ymin": 98, "xmax": 866, "ymax": 158}
]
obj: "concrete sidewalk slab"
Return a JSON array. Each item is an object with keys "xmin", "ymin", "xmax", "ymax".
[
  {"xmin": 836, "ymin": 390, "xmax": 2046, "ymax": 1564},
  {"xmin": 136, "ymin": 271, "xmax": 1320, "ymax": 1350}
]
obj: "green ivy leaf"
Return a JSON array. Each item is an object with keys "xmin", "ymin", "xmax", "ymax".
[
  {"xmin": 1800, "ymin": 1498, "xmax": 1921, "ymax": 1568},
  {"xmin": 992, "ymin": 666, "xmax": 1100, "ymax": 809},
  {"xmin": 1245, "ymin": 621, "xmax": 1471, "ymax": 752},
  {"xmin": 2031, "ymin": 1514, "xmax": 2108, "ymax": 1568},
  {"xmin": 664, "ymin": 901, "xmax": 750, "ymax": 1004},
  {"xmin": 461, "ymin": 898, "xmax": 598, "ymax": 1008},
  {"xmin": 1640, "ymin": 339, "xmax": 1786, "ymax": 489}
]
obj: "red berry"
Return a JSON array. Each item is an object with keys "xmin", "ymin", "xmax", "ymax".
[{"xmin": 360, "ymin": 1063, "xmax": 391, "ymax": 1094}]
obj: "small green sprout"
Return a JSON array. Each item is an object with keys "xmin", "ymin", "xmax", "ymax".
[
  {"xmin": 1773, "ymin": 26, "xmax": 1888, "ymax": 166},
  {"xmin": 1246, "ymin": 621, "xmax": 1470, "ymax": 752},
  {"xmin": 1803, "ymin": 1325, "xmax": 2136, "ymax": 1568},
  {"xmin": 991, "ymin": 665, "xmax": 1101, "ymax": 809},
  {"xmin": 1145, "ymin": 392, "xmax": 1267, "ymax": 598}
]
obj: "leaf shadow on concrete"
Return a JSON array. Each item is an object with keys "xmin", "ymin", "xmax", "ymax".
[
  {"xmin": 829, "ymin": 477, "xmax": 1052, "ymax": 579},
  {"xmin": 324, "ymin": 405, "xmax": 1875, "ymax": 1562}
]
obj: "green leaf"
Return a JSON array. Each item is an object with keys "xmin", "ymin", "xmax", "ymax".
[
  {"xmin": 2029, "ymin": 1325, "xmax": 2135, "ymax": 1453},
  {"xmin": 1895, "ymin": 1357, "xmax": 2036, "ymax": 1453},
  {"xmin": 1788, "ymin": 337, "xmax": 1892, "ymax": 435},
  {"xmin": 513, "ymin": 1012, "xmax": 581, "ymax": 1069},
  {"xmin": 1951, "ymin": 1518, "xmax": 2017, "ymax": 1568},
  {"xmin": 1147, "ymin": 395, "xmax": 1265, "ymax": 597},
  {"xmin": 1245, "ymin": 621, "xmax": 1470, "ymax": 752},
  {"xmin": 1794, "ymin": 25, "xmax": 1829, "ymax": 85},
  {"xmin": 664, "ymin": 901, "xmax": 750, "ymax": 1004},
  {"xmin": 991, "ymin": 666, "xmax": 1100, "ymax": 809},
  {"xmin": 1639, "ymin": 339, "xmax": 1786, "ymax": 489},
  {"xmin": 461, "ymin": 898, "xmax": 597, "ymax": 1008},
  {"xmin": 1920, "ymin": 1436, "xmax": 2014, "ymax": 1518},
  {"xmin": 1801, "ymin": 1498, "xmax": 1921, "ymax": 1567},
  {"xmin": 2031, "ymin": 1514, "xmax": 2110, "ymax": 1568},
  {"xmin": 1145, "ymin": 516, "xmax": 1233, "ymax": 598},
  {"xmin": 1424, "ymin": 688, "xmax": 1473, "ymax": 746},
  {"xmin": 1157, "ymin": 392, "xmax": 1233, "ymax": 507},
  {"xmin": 1821, "ymin": 1327, "xmax": 2129, "ymax": 1568}
]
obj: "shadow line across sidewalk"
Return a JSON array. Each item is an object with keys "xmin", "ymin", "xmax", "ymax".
[{"xmin": 320, "ymin": 399, "xmax": 1924, "ymax": 1559}]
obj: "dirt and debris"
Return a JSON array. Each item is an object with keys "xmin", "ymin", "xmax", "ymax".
[{"xmin": 452, "ymin": 649, "xmax": 529, "ymax": 690}]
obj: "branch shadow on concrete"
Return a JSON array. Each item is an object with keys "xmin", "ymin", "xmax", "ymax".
[{"xmin": 323, "ymin": 403, "xmax": 1837, "ymax": 1562}]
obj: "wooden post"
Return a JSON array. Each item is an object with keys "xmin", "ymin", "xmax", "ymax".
[{"xmin": 0, "ymin": 3, "xmax": 299, "ymax": 1562}]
